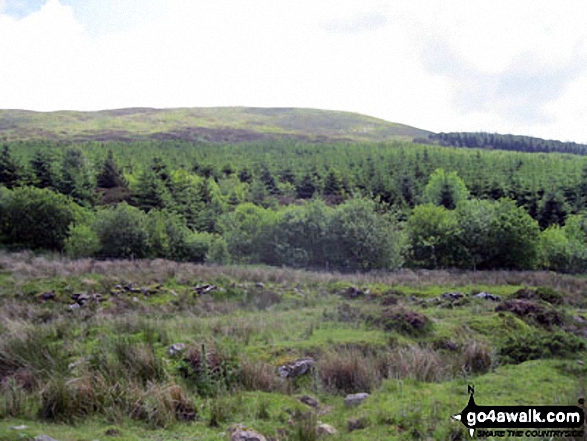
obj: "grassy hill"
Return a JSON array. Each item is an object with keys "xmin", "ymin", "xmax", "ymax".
[{"xmin": 0, "ymin": 107, "xmax": 430, "ymax": 143}]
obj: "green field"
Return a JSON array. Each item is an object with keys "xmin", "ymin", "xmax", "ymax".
[{"xmin": 0, "ymin": 253, "xmax": 585, "ymax": 440}]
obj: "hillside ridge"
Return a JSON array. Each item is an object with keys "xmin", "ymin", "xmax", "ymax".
[{"xmin": 0, "ymin": 106, "xmax": 430, "ymax": 143}]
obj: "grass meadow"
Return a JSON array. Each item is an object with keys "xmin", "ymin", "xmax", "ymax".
[{"xmin": 0, "ymin": 252, "xmax": 585, "ymax": 440}]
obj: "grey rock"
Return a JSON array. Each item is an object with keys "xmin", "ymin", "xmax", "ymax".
[
  {"xmin": 474, "ymin": 292, "xmax": 501, "ymax": 301},
  {"xmin": 348, "ymin": 417, "xmax": 368, "ymax": 432},
  {"xmin": 35, "ymin": 435, "xmax": 60, "ymax": 441},
  {"xmin": 169, "ymin": 343, "xmax": 186, "ymax": 356},
  {"xmin": 316, "ymin": 423, "xmax": 337, "ymax": 435},
  {"xmin": 344, "ymin": 392, "xmax": 369, "ymax": 407},
  {"xmin": 194, "ymin": 284, "xmax": 217, "ymax": 295},
  {"xmin": 442, "ymin": 291, "xmax": 463, "ymax": 301},
  {"xmin": 278, "ymin": 357, "xmax": 315, "ymax": 378},
  {"xmin": 40, "ymin": 291, "xmax": 56, "ymax": 301},
  {"xmin": 230, "ymin": 428, "xmax": 266, "ymax": 441},
  {"xmin": 68, "ymin": 303, "xmax": 81, "ymax": 310},
  {"xmin": 10, "ymin": 425, "xmax": 28, "ymax": 430},
  {"xmin": 299, "ymin": 394, "xmax": 319, "ymax": 408}
]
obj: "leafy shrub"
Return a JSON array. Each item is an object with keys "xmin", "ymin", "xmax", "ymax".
[
  {"xmin": 499, "ymin": 331, "xmax": 586, "ymax": 364},
  {"xmin": 0, "ymin": 186, "xmax": 85, "ymax": 250},
  {"xmin": 93, "ymin": 203, "xmax": 150, "ymax": 258},
  {"xmin": 64, "ymin": 223, "xmax": 100, "ymax": 258}
]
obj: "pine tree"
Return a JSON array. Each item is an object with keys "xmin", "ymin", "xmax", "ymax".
[
  {"xmin": 30, "ymin": 150, "xmax": 59, "ymax": 189},
  {"xmin": 134, "ymin": 167, "xmax": 172, "ymax": 212},
  {"xmin": 323, "ymin": 169, "xmax": 343, "ymax": 196},
  {"xmin": 97, "ymin": 149, "xmax": 128, "ymax": 189},
  {"xmin": 296, "ymin": 173, "xmax": 316, "ymax": 199},
  {"xmin": 538, "ymin": 191, "xmax": 568, "ymax": 229},
  {"xmin": 259, "ymin": 166, "xmax": 279, "ymax": 196},
  {"xmin": 59, "ymin": 148, "xmax": 96, "ymax": 205},
  {"xmin": 0, "ymin": 145, "xmax": 21, "ymax": 189}
]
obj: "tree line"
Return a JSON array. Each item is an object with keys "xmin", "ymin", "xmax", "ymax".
[
  {"xmin": 1, "ymin": 140, "xmax": 587, "ymax": 272},
  {"xmin": 427, "ymin": 132, "xmax": 587, "ymax": 156}
]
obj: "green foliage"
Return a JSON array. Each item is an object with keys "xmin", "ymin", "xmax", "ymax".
[
  {"xmin": 422, "ymin": 168, "xmax": 469, "ymax": 209},
  {"xmin": 93, "ymin": 203, "xmax": 151, "ymax": 258},
  {"xmin": 499, "ymin": 331, "xmax": 585, "ymax": 364},
  {"xmin": 0, "ymin": 186, "xmax": 85, "ymax": 250},
  {"xmin": 406, "ymin": 204, "xmax": 459, "ymax": 268},
  {"xmin": 327, "ymin": 198, "xmax": 404, "ymax": 270},
  {"xmin": 488, "ymin": 199, "xmax": 540, "ymax": 269},
  {"xmin": 58, "ymin": 148, "xmax": 96, "ymax": 206},
  {"xmin": 97, "ymin": 149, "xmax": 128, "ymax": 189},
  {"xmin": 0, "ymin": 145, "xmax": 21, "ymax": 189},
  {"xmin": 29, "ymin": 149, "xmax": 60, "ymax": 190},
  {"xmin": 65, "ymin": 223, "xmax": 100, "ymax": 258}
]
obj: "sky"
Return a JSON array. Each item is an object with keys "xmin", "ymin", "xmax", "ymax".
[{"xmin": 1, "ymin": 0, "xmax": 587, "ymax": 142}]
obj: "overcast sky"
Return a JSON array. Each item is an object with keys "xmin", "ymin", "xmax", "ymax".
[{"xmin": 1, "ymin": 0, "xmax": 587, "ymax": 142}]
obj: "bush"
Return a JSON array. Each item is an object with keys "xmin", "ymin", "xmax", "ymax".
[
  {"xmin": 64, "ymin": 223, "xmax": 100, "ymax": 258},
  {"xmin": 0, "ymin": 186, "xmax": 85, "ymax": 250},
  {"xmin": 93, "ymin": 203, "xmax": 150, "ymax": 258},
  {"xmin": 499, "ymin": 331, "xmax": 586, "ymax": 364}
]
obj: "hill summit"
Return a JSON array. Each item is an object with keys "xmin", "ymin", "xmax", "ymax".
[{"xmin": 0, "ymin": 107, "xmax": 430, "ymax": 143}]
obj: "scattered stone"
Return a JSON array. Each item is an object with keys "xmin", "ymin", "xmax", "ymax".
[
  {"xmin": 141, "ymin": 287, "xmax": 149, "ymax": 295},
  {"xmin": 132, "ymin": 296, "xmax": 139, "ymax": 302},
  {"xmin": 474, "ymin": 292, "xmax": 501, "ymax": 301},
  {"xmin": 344, "ymin": 392, "xmax": 370, "ymax": 407},
  {"xmin": 10, "ymin": 425, "xmax": 28, "ymax": 430},
  {"xmin": 105, "ymin": 428, "xmax": 120, "ymax": 436},
  {"xmin": 256, "ymin": 282, "xmax": 265, "ymax": 288},
  {"xmin": 170, "ymin": 290, "xmax": 178, "ymax": 297},
  {"xmin": 316, "ymin": 423, "xmax": 337, "ymax": 435},
  {"xmin": 169, "ymin": 343, "xmax": 186, "ymax": 356},
  {"xmin": 576, "ymin": 315, "xmax": 586, "ymax": 324},
  {"xmin": 348, "ymin": 417, "xmax": 368, "ymax": 432},
  {"xmin": 35, "ymin": 436, "xmax": 60, "ymax": 441},
  {"xmin": 114, "ymin": 284, "xmax": 123, "ymax": 290},
  {"xmin": 442, "ymin": 292, "xmax": 463, "ymax": 301},
  {"xmin": 230, "ymin": 427, "xmax": 267, "ymax": 441},
  {"xmin": 278, "ymin": 357, "xmax": 315, "ymax": 378},
  {"xmin": 194, "ymin": 284, "xmax": 217, "ymax": 295},
  {"xmin": 39, "ymin": 291, "xmax": 56, "ymax": 301},
  {"xmin": 299, "ymin": 395, "xmax": 319, "ymax": 408},
  {"xmin": 68, "ymin": 303, "xmax": 81, "ymax": 310},
  {"xmin": 346, "ymin": 286, "xmax": 364, "ymax": 298}
]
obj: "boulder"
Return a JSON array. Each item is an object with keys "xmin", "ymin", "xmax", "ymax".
[
  {"xmin": 441, "ymin": 291, "xmax": 463, "ymax": 301},
  {"xmin": 278, "ymin": 357, "xmax": 315, "ymax": 378},
  {"xmin": 169, "ymin": 343, "xmax": 186, "ymax": 356},
  {"xmin": 194, "ymin": 284, "xmax": 217, "ymax": 295},
  {"xmin": 299, "ymin": 395, "xmax": 319, "ymax": 408},
  {"xmin": 316, "ymin": 424, "xmax": 337, "ymax": 435},
  {"xmin": 344, "ymin": 392, "xmax": 369, "ymax": 407},
  {"xmin": 39, "ymin": 291, "xmax": 56, "ymax": 301},
  {"xmin": 474, "ymin": 292, "xmax": 501, "ymax": 301},
  {"xmin": 346, "ymin": 286, "xmax": 364, "ymax": 298},
  {"xmin": 230, "ymin": 428, "xmax": 267, "ymax": 441},
  {"xmin": 348, "ymin": 417, "xmax": 368, "ymax": 432},
  {"xmin": 35, "ymin": 436, "xmax": 60, "ymax": 441}
]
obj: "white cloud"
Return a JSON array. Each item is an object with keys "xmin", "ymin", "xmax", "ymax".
[{"xmin": 1, "ymin": 0, "xmax": 587, "ymax": 142}]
